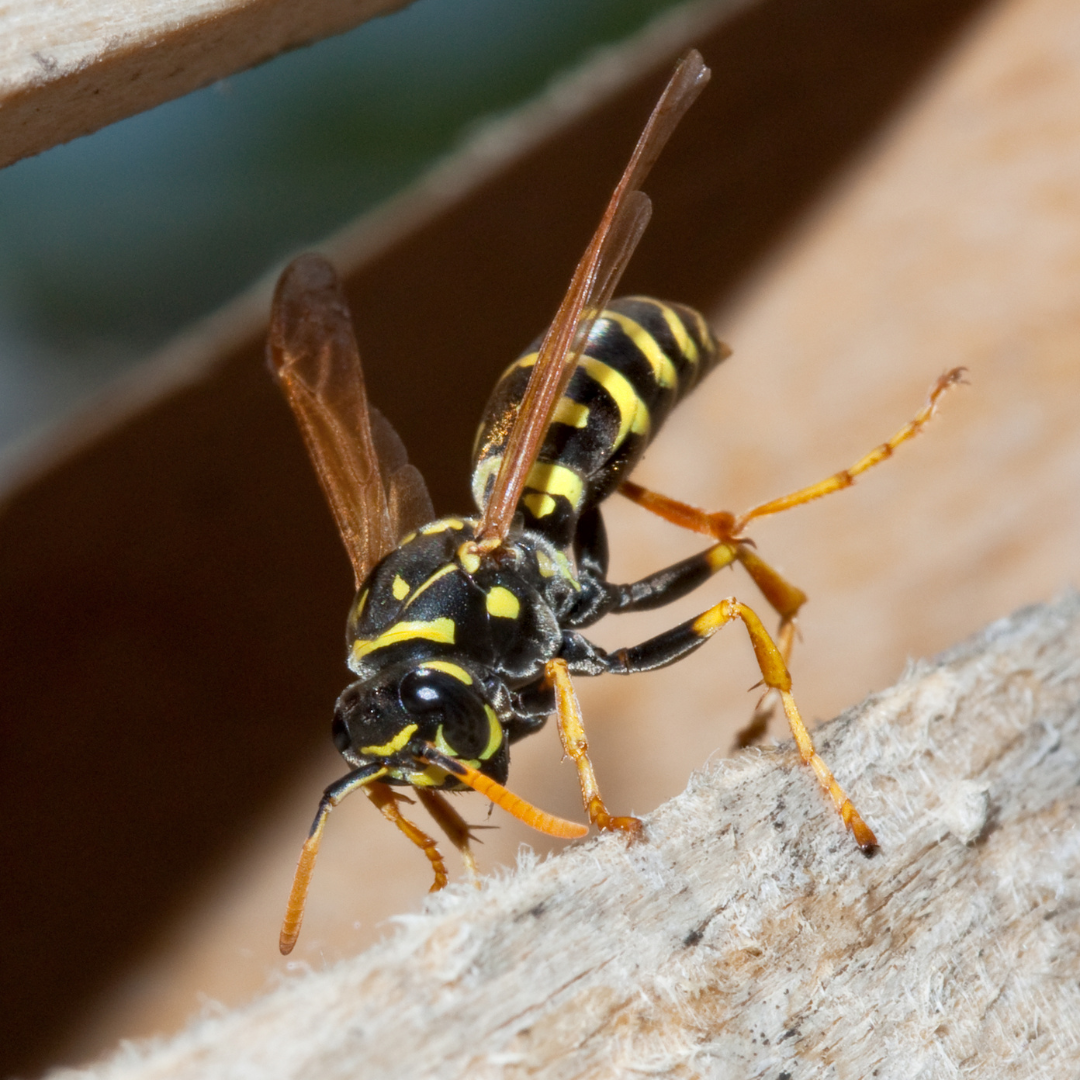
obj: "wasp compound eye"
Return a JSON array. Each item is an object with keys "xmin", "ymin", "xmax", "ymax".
[{"xmin": 399, "ymin": 667, "xmax": 494, "ymax": 761}]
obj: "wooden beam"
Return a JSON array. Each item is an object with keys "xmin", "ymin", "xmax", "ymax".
[
  {"xmin": 0, "ymin": 0, "xmax": 412, "ymax": 168},
  {"xmin": 57, "ymin": 594, "xmax": 1080, "ymax": 1077}
]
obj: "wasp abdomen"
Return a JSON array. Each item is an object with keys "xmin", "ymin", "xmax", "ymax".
[{"xmin": 472, "ymin": 297, "xmax": 728, "ymax": 547}]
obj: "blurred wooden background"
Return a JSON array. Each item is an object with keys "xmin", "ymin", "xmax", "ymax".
[{"xmin": 3, "ymin": 0, "xmax": 1079, "ymax": 1073}]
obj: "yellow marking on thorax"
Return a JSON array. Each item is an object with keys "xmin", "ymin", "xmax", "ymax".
[
  {"xmin": 486, "ymin": 586, "xmax": 520, "ymax": 619},
  {"xmin": 352, "ymin": 588, "xmax": 370, "ymax": 622},
  {"xmin": 392, "ymin": 575, "xmax": 410, "ymax": 601},
  {"xmin": 403, "ymin": 563, "xmax": 457, "ymax": 608},
  {"xmin": 457, "ymin": 543, "xmax": 481, "ymax": 574},
  {"xmin": 605, "ymin": 311, "xmax": 676, "ymax": 387},
  {"xmin": 361, "ymin": 723, "xmax": 417, "ymax": 756},
  {"xmin": 525, "ymin": 461, "xmax": 584, "ymax": 512},
  {"xmin": 551, "ymin": 397, "xmax": 590, "ymax": 429},
  {"xmin": 579, "ymin": 357, "xmax": 650, "ymax": 450},
  {"xmin": 351, "ymin": 617, "xmax": 456, "ymax": 663},
  {"xmin": 420, "ymin": 660, "xmax": 473, "ymax": 685},
  {"xmin": 536, "ymin": 550, "xmax": 556, "ymax": 577},
  {"xmin": 657, "ymin": 303, "xmax": 698, "ymax": 363},
  {"xmin": 421, "ymin": 518, "xmax": 465, "ymax": 535},
  {"xmin": 553, "ymin": 548, "xmax": 582, "ymax": 590}
]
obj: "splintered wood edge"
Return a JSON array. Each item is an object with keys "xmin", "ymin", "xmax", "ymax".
[
  {"xmin": 55, "ymin": 592, "xmax": 1080, "ymax": 1079},
  {"xmin": 0, "ymin": 0, "xmax": 412, "ymax": 169}
]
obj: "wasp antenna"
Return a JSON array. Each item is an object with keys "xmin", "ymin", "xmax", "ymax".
[
  {"xmin": 418, "ymin": 746, "xmax": 588, "ymax": 840},
  {"xmin": 279, "ymin": 765, "xmax": 387, "ymax": 955}
]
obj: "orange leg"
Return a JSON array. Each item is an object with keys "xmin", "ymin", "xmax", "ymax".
[
  {"xmin": 546, "ymin": 657, "xmax": 643, "ymax": 835},
  {"xmin": 684, "ymin": 598, "xmax": 876, "ymax": 850},
  {"xmin": 415, "ymin": 744, "xmax": 589, "ymax": 840},
  {"xmin": 731, "ymin": 367, "xmax": 966, "ymax": 532},
  {"xmin": 365, "ymin": 782, "xmax": 451, "ymax": 891},
  {"xmin": 620, "ymin": 367, "xmax": 965, "ymax": 742},
  {"xmin": 415, "ymin": 788, "xmax": 481, "ymax": 885}
]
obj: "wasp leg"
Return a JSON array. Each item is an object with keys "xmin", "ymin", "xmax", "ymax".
[
  {"xmin": 365, "ymin": 781, "xmax": 450, "ymax": 892},
  {"xmin": 415, "ymin": 788, "xmax": 481, "ymax": 885},
  {"xmin": 545, "ymin": 657, "xmax": 643, "ymax": 835},
  {"xmin": 575, "ymin": 498, "xmax": 806, "ymax": 745},
  {"xmin": 280, "ymin": 762, "xmax": 387, "ymax": 955},
  {"xmin": 734, "ymin": 367, "xmax": 967, "ymax": 529},
  {"xmin": 562, "ymin": 600, "xmax": 877, "ymax": 851}
]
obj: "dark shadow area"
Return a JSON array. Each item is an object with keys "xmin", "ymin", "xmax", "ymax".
[{"xmin": 0, "ymin": 0, "xmax": 989, "ymax": 1072}]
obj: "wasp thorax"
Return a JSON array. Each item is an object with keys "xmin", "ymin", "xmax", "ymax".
[{"xmin": 331, "ymin": 661, "xmax": 504, "ymax": 768}]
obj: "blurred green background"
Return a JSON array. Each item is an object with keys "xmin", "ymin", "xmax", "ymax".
[{"xmin": 0, "ymin": 0, "xmax": 687, "ymax": 461}]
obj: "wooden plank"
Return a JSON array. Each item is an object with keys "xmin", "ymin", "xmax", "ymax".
[
  {"xmin": 0, "ymin": 0, "xmax": 411, "ymax": 168},
  {"xmin": 50, "ymin": 595, "xmax": 1080, "ymax": 1078}
]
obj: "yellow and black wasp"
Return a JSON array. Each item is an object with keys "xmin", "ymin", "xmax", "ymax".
[{"xmin": 269, "ymin": 51, "xmax": 963, "ymax": 954}]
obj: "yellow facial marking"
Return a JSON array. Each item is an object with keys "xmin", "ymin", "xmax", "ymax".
[
  {"xmin": 421, "ymin": 660, "xmax": 473, "ymax": 685},
  {"xmin": 605, "ymin": 311, "xmax": 676, "ymax": 387},
  {"xmin": 486, "ymin": 586, "xmax": 520, "ymax": 620},
  {"xmin": 658, "ymin": 303, "xmax": 698, "ymax": 363},
  {"xmin": 457, "ymin": 543, "xmax": 481, "ymax": 574},
  {"xmin": 551, "ymin": 397, "xmax": 590, "ymax": 429},
  {"xmin": 360, "ymin": 723, "xmax": 418, "ymax": 757},
  {"xmin": 403, "ymin": 765, "xmax": 447, "ymax": 788},
  {"xmin": 392, "ymin": 575, "xmax": 410, "ymax": 601},
  {"xmin": 403, "ymin": 563, "xmax": 457, "ymax": 608},
  {"xmin": 579, "ymin": 357, "xmax": 650, "ymax": 449},
  {"xmin": 351, "ymin": 618, "xmax": 456, "ymax": 663},
  {"xmin": 524, "ymin": 492, "xmax": 557, "ymax": 519}
]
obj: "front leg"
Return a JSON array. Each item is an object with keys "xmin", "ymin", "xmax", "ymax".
[{"xmin": 545, "ymin": 657, "xmax": 642, "ymax": 835}]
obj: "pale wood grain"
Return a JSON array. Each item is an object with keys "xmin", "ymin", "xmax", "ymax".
[
  {"xmin": 0, "ymin": 0, "xmax": 411, "ymax": 168},
  {"xmin": 51, "ymin": 593, "xmax": 1080, "ymax": 1079}
]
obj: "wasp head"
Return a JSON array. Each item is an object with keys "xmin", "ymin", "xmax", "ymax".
[{"xmin": 331, "ymin": 661, "xmax": 509, "ymax": 786}]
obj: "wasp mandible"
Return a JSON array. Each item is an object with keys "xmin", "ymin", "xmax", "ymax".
[{"xmin": 268, "ymin": 50, "xmax": 963, "ymax": 954}]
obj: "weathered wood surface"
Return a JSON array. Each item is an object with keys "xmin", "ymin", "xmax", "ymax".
[
  {"xmin": 0, "ymin": 0, "xmax": 411, "ymax": 168},
  {"xmin": 54, "ymin": 593, "xmax": 1080, "ymax": 1079}
]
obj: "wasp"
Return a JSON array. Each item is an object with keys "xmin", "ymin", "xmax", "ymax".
[{"xmin": 268, "ymin": 51, "xmax": 963, "ymax": 954}]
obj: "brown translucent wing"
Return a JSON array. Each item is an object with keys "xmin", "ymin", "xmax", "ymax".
[
  {"xmin": 268, "ymin": 254, "xmax": 431, "ymax": 587},
  {"xmin": 475, "ymin": 49, "xmax": 711, "ymax": 544},
  {"xmin": 369, "ymin": 407, "xmax": 436, "ymax": 538}
]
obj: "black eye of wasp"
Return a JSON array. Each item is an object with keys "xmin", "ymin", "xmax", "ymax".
[{"xmin": 398, "ymin": 667, "xmax": 490, "ymax": 759}]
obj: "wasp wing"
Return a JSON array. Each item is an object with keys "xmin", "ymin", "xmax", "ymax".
[
  {"xmin": 476, "ymin": 50, "xmax": 711, "ymax": 544},
  {"xmin": 369, "ymin": 407, "xmax": 436, "ymax": 538},
  {"xmin": 268, "ymin": 254, "xmax": 423, "ymax": 586}
]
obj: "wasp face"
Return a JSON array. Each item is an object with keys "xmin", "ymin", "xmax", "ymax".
[{"xmin": 332, "ymin": 661, "xmax": 508, "ymax": 785}]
